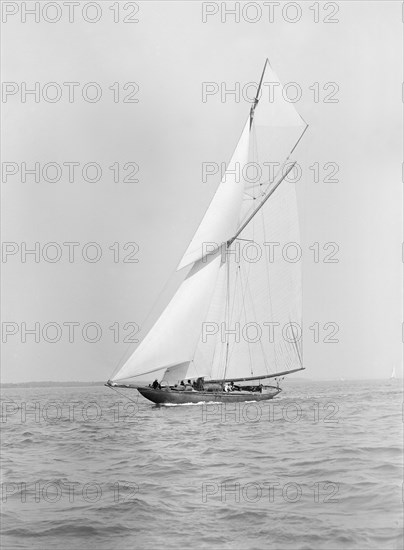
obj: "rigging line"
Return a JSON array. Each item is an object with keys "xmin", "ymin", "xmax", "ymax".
[
  {"xmin": 226, "ymin": 135, "xmax": 258, "ymax": 374},
  {"xmin": 245, "ymin": 120, "xmax": 266, "ymax": 218},
  {"xmin": 240, "ymin": 265, "xmax": 254, "ymax": 377},
  {"xmin": 242, "ymin": 256, "xmax": 271, "ymax": 375},
  {"xmin": 229, "ymin": 257, "xmax": 240, "ymax": 325},
  {"xmin": 245, "ymin": 206, "xmax": 256, "ymax": 377},
  {"xmin": 252, "ymin": 122, "xmax": 308, "ymax": 202},
  {"xmin": 269, "ymin": 123, "xmax": 308, "ymax": 182},
  {"xmin": 225, "ymin": 243, "xmax": 243, "ymax": 374},
  {"xmin": 251, "ymin": 118, "xmax": 258, "ymax": 199},
  {"xmin": 224, "ymin": 257, "xmax": 240, "ymax": 381},
  {"xmin": 223, "ymin": 248, "xmax": 231, "ymax": 381},
  {"xmin": 253, "ymin": 107, "xmax": 271, "ymax": 376},
  {"xmin": 106, "ymin": 384, "xmax": 140, "ymax": 405},
  {"xmin": 289, "ymin": 316, "xmax": 303, "ymax": 368},
  {"xmin": 251, "ymin": 156, "xmax": 290, "ymax": 201},
  {"xmin": 226, "ymin": 239, "xmax": 253, "ymax": 369},
  {"xmin": 228, "ymin": 162, "xmax": 296, "ymax": 246},
  {"xmin": 204, "ymin": 285, "xmax": 224, "ymax": 383},
  {"xmin": 245, "ymin": 178, "xmax": 281, "ymax": 198},
  {"xmin": 250, "ymin": 164, "xmax": 295, "ymax": 193},
  {"xmin": 227, "ymin": 260, "xmax": 255, "ymax": 371},
  {"xmin": 249, "ymin": 104, "xmax": 269, "ymax": 380},
  {"xmin": 270, "ymin": 123, "xmax": 308, "ymax": 186},
  {"xmin": 210, "ymin": 330, "xmax": 224, "ymax": 380},
  {"xmin": 260, "ymin": 203, "xmax": 278, "ymax": 375},
  {"xmin": 237, "ymin": 123, "xmax": 308, "ymax": 233},
  {"xmin": 242, "ymin": 124, "xmax": 258, "ymax": 200},
  {"xmin": 247, "ymin": 121, "xmax": 270, "ymax": 376},
  {"xmin": 213, "ymin": 262, "xmax": 230, "ymax": 381},
  {"xmin": 209, "ymin": 255, "xmax": 236, "ymax": 382},
  {"xmin": 224, "ymin": 240, "xmax": 243, "ymax": 379},
  {"xmin": 244, "ymin": 212, "xmax": 270, "ymax": 374},
  {"xmin": 227, "ymin": 219, "xmax": 271, "ymax": 377},
  {"xmin": 225, "ymin": 262, "xmax": 250, "ymax": 373},
  {"xmin": 215, "ymin": 266, "xmax": 228, "ymax": 382}
]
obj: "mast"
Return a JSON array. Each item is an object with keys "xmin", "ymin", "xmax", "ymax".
[{"xmin": 250, "ymin": 58, "xmax": 269, "ymax": 129}]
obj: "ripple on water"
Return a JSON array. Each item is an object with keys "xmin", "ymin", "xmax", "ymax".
[{"xmin": 1, "ymin": 380, "xmax": 402, "ymax": 550}]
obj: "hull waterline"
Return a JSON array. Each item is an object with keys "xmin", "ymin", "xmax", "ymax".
[{"xmin": 137, "ymin": 386, "xmax": 282, "ymax": 405}]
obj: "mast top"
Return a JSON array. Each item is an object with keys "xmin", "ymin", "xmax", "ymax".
[{"xmin": 250, "ymin": 58, "xmax": 269, "ymax": 128}]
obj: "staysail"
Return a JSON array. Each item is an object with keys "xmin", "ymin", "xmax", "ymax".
[
  {"xmin": 110, "ymin": 59, "xmax": 307, "ymax": 386},
  {"xmin": 178, "ymin": 118, "xmax": 251, "ymax": 270}
]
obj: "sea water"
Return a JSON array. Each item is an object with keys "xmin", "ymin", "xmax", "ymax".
[{"xmin": 1, "ymin": 379, "xmax": 402, "ymax": 549}]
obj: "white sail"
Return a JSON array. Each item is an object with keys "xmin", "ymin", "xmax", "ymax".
[
  {"xmin": 109, "ymin": 60, "xmax": 307, "ymax": 386},
  {"xmin": 207, "ymin": 179, "xmax": 302, "ymax": 381},
  {"xmin": 239, "ymin": 59, "xmax": 307, "ymax": 225},
  {"xmin": 161, "ymin": 362, "xmax": 191, "ymax": 385},
  {"xmin": 178, "ymin": 60, "xmax": 306, "ymax": 272},
  {"xmin": 189, "ymin": 61, "xmax": 305, "ymax": 382},
  {"xmin": 192, "ymin": 258, "xmax": 228, "ymax": 377},
  {"xmin": 253, "ymin": 59, "xmax": 306, "ymax": 128},
  {"xmin": 111, "ymin": 252, "xmax": 222, "ymax": 383},
  {"xmin": 178, "ymin": 118, "xmax": 251, "ymax": 270}
]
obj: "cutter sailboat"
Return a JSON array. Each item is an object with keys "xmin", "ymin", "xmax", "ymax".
[{"xmin": 106, "ymin": 60, "xmax": 308, "ymax": 405}]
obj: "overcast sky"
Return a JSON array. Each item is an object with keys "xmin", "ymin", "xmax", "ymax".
[{"xmin": 1, "ymin": 1, "xmax": 402, "ymax": 382}]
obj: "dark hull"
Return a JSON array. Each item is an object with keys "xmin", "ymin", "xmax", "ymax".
[{"xmin": 137, "ymin": 386, "xmax": 281, "ymax": 405}]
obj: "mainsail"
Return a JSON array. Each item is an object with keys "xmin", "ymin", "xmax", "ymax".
[{"xmin": 110, "ymin": 59, "xmax": 307, "ymax": 386}]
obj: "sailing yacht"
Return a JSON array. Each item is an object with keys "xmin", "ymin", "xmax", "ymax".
[{"xmin": 106, "ymin": 60, "xmax": 308, "ymax": 405}]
